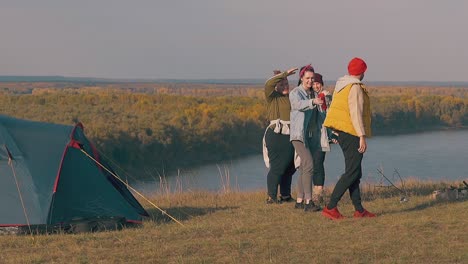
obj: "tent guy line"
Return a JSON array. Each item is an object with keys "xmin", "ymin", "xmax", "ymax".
[{"xmin": 78, "ymin": 148, "xmax": 185, "ymax": 227}]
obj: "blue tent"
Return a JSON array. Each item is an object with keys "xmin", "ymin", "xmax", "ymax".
[{"xmin": 0, "ymin": 115, "xmax": 148, "ymax": 233}]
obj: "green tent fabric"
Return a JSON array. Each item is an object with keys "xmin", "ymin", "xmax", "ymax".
[{"xmin": 0, "ymin": 115, "xmax": 148, "ymax": 230}]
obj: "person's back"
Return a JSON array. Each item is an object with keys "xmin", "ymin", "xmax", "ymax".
[
  {"xmin": 322, "ymin": 57, "xmax": 376, "ymax": 220},
  {"xmin": 323, "ymin": 75, "xmax": 371, "ymax": 138}
]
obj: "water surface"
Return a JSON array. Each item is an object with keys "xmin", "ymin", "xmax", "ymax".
[{"xmin": 135, "ymin": 129, "xmax": 468, "ymax": 194}]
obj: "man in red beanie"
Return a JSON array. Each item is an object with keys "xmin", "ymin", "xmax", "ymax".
[{"xmin": 321, "ymin": 57, "xmax": 376, "ymax": 220}]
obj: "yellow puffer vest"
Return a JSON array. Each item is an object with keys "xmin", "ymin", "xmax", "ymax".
[{"xmin": 323, "ymin": 83, "xmax": 372, "ymax": 137}]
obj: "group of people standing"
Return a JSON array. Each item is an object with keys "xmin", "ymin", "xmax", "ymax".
[{"xmin": 263, "ymin": 57, "xmax": 376, "ymax": 220}]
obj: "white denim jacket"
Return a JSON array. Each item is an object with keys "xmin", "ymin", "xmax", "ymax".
[{"xmin": 289, "ymin": 84, "xmax": 316, "ymax": 144}]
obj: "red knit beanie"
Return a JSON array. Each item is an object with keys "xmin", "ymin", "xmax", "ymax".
[{"xmin": 348, "ymin": 57, "xmax": 367, "ymax": 75}]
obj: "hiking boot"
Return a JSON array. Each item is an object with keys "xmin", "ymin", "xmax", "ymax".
[
  {"xmin": 294, "ymin": 201, "xmax": 304, "ymax": 209},
  {"xmin": 266, "ymin": 197, "xmax": 281, "ymax": 204},
  {"xmin": 312, "ymin": 195, "xmax": 324, "ymax": 206},
  {"xmin": 279, "ymin": 195, "xmax": 294, "ymax": 203},
  {"xmin": 353, "ymin": 209, "xmax": 376, "ymax": 218},
  {"xmin": 304, "ymin": 202, "xmax": 321, "ymax": 212},
  {"xmin": 322, "ymin": 206, "xmax": 345, "ymax": 220},
  {"xmin": 312, "ymin": 186, "xmax": 324, "ymax": 204}
]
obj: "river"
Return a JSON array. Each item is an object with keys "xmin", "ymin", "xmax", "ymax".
[{"xmin": 134, "ymin": 129, "xmax": 468, "ymax": 195}]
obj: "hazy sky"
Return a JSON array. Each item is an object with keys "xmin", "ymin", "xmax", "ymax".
[{"xmin": 1, "ymin": 0, "xmax": 467, "ymax": 82}]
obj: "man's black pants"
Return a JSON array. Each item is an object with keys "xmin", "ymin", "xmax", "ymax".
[{"xmin": 327, "ymin": 131, "xmax": 364, "ymax": 212}]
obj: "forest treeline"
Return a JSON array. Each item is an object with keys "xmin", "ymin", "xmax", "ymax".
[{"xmin": 0, "ymin": 83, "xmax": 466, "ymax": 177}]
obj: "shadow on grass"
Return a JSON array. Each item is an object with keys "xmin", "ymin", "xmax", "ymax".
[
  {"xmin": 385, "ymin": 198, "xmax": 467, "ymax": 215},
  {"xmin": 146, "ymin": 206, "xmax": 239, "ymax": 224}
]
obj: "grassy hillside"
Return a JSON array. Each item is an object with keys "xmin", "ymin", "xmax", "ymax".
[{"xmin": 1, "ymin": 181, "xmax": 467, "ymax": 263}]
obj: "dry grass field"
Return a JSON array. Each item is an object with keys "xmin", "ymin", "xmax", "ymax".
[{"xmin": 1, "ymin": 181, "xmax": 467, "ymax": 264}]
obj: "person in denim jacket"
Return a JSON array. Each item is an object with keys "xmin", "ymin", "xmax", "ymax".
[{"xmin": 289, "ymin": 65, "xmax": 327, "ymax": 212}]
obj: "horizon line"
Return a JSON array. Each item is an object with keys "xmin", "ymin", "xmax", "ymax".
[{"xmin": 1, "ymin": 75, "xmax": 468, "ymax": 86}]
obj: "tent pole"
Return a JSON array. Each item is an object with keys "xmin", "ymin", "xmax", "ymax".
[{"xmin": 5, "ymin": 145, "xmax": 34, "ymax": 236}]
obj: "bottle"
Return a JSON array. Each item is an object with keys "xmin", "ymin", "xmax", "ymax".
[{"xmin": 318, "ymin": 92, "xmax": 327, "ymax": 111}]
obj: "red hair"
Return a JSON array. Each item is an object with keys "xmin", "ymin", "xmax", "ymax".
[{"xmin": 299, "ymin": 64, "xmax": 314, "ymax": 78}]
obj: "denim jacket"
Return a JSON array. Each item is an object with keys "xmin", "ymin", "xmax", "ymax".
[{"xmin": 289, "ymin": 85, "xmax": 316, "ymax": 144}]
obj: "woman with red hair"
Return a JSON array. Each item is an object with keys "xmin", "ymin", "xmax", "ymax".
[{"xmin": 289, "ymin": 65, "xmax": 326, "ymax": 212}]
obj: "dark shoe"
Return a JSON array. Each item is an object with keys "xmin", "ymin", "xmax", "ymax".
[
  {"xmin": 353, "ymin": 209, "xmax": 376, "ymax": 218},
  {"xmin": 312, "ymin": 186, "xmax": 325, "ymax": 206},
  {"xmin": 312, "ymin": 195, "xmax": 324, "ymax": 206},
  {"xmin": 304, "ymin": 202, "xmax": 321, "ymax": 212},
  {"xmin": 266, "ymin": 197, "xmax": 281, "ymax": 204},
  {"xmin": 322, "ymin": 206, "xmax": 345, "ymax": 220},
  {"xmin": 279, "ymin": 196, "xmax": 294, "ymax": 203},
  {"xmin": 294, "ymin": 202, "xmax": 304, "ymax": 209}
]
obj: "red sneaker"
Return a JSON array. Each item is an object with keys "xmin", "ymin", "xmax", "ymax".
[
  {"xmin": 322, "ymin": 206, "xmax": 345, "ymax": 220},
  {"xmin": 353, "ymin": 209, "xmax": 376, "ymax": 218}
]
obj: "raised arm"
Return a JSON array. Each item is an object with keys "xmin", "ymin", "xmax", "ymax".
[{"xmin": 264, "ymin": 68, "xmax": 298, "ymax": 100}]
